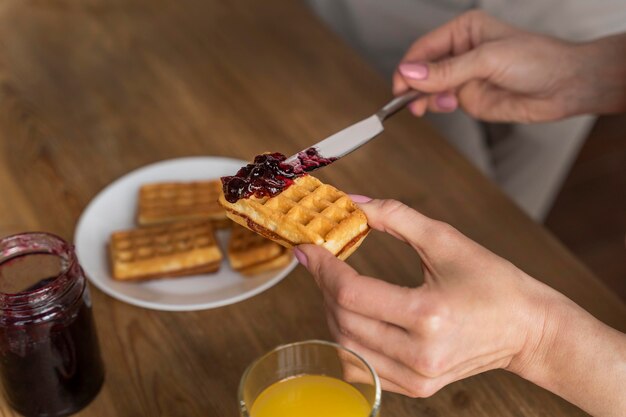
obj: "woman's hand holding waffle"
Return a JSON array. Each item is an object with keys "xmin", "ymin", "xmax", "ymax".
[{"xmin": 294, "ymin": 197, "xmax": 626, "ymax": 417}]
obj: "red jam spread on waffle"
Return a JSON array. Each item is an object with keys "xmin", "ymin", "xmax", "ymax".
[{"xmin": 221, "ymin": 148, "xmax": 336, "ymax": 203}]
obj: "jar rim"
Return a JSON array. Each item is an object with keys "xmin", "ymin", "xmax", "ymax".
[{"xmin": 0, "ymin": 232, "xmax": 76, "ymax": 309}]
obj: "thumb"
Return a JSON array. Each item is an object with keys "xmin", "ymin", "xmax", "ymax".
[
  {"xmin": 355, "ymin": 198, "xmax": 445, "ymax": 255},
  {"xmin": 356, "ymin": 198, "xmax": 468, "ymax": 273},
  {"xmin": 294, "ymin": 243, "xmax": 360, "ymax": 291},
  {"xmin": 398, "ymin": 48, "xmax": 490, "ymax": 93}
]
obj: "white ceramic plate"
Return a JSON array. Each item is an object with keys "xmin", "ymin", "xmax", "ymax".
[{"xmin": 74, "ymin": 157, "xmax": 297, "ymax": 311}]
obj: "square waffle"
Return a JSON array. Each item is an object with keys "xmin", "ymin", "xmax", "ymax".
[
  {"xmin": 218, "ymin": 175, "xmax": 369, "ymax": 260},
  {"xmin": 137, "ymin": 180, "xmax": 230, "ymax": 228},
  {"xmin": 228, "ymin": 224, "xmax": 292, "ymax": 275},
  {"xmin": 109, "ymin": 220, "xmax": 223, "ymax": 281}
]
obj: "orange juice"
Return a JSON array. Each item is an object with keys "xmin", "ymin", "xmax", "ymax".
[{"xmin": 250, "ymin": 374, "xmax": 371, "ymax": 417}]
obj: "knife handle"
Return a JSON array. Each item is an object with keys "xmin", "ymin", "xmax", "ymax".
[{"xmin": 376, "ymin": 90, "xmax": 423, "ymax": 122}]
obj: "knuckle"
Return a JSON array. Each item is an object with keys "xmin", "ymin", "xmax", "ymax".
[
  {"xmin": 334, "ymin": 312, "xmax": 354, "ymax": 339},
  {"xmin": 428, "ymin": 221, "xmax": 461, "ymax": 250},
  {"xmin": 414, "ymin": 352, "xmax": 446, "ymax": 378},
  {"xmin": 425, "ymin": 310, "xmax": 447, "ymax": 335},
  {"xmin": 412, "ymin": 300, "xmax": 451, "ymax": 338},
  {"xmin": 407, "ymin": 378, "xmax": 439, "ymax": 398},
  {"xmin": 420, "ymin": 313, "xmax": 444, "ymax": 336},
  {"xmin": 435, "ymin": 60, "xmax": 454, "ymax": 85},
  {"xmin": 377, "ymin": 199, "xmax": 407, "ymax": 218},
  {"xmin": 335, "ymin": 282, "xmax": 357, "ymax": 309}
]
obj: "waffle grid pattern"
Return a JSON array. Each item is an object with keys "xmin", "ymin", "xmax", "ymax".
[
  {"xmin": 219, "ymin": 175, "xmax": 369, "ymax": 257},
  {"xmin": 248, "ymin": 176, "xmax": 358, "ymax": 244},
  {"xmin": 109, "ymin": 221, "xmax": 222, "ymax": 280},
  {"xmin": 111, "ymin": 221, "xmax": 216, "ymax": 263},
  {"xmin": 138, "ymin": 181, "xmax": 225, "ymax": 224}
]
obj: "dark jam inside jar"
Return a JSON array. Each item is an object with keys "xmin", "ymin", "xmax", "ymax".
[
  {"xmin": 221, "ymin": 148, "xmax": 337, "ymax": 203},
  {"xmin": 0, "ymin": 233, "xmax": 104, "ymax": 417}
]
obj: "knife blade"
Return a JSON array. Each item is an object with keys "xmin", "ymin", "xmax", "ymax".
[{"xmin": 285, "ymin": 90, "xmax": 423, "ymax": 170}]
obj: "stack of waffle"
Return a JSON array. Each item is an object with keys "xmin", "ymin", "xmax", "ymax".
[
  {"xmin": 108, "ymin": 179, "xmax": 292, "ymax": 281},
  {"xmin": 227, "ymin": 224, "xmax": 292, "ymax": 275}
]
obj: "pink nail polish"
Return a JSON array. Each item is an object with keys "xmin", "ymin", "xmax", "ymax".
[
  {"xmin": 399, "ymin": 62, "xmax": 428, "ymax": 80},
  {"xmin": 293, "ymin": 247, "xmax": 308, "ymax": 268},
  {"xmin": 348, "ymin": 194, "xmax": 373, "ymax": 203},
  {"xmin": 436, "ymin": 93, "xmax": 458, "ymax": 110}
]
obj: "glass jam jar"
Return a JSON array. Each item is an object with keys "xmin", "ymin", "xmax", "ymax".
[{"xmin": 0, "ymin": 232, "xmax": 104, "ymax": 417}]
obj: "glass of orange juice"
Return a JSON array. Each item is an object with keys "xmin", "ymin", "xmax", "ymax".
[{"xmin": 239, "ymin": 340, "xmax": 381, "ymax": 417}]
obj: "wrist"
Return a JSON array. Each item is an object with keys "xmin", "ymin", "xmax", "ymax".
[
  {"xmin": 573, "ymin": 33, "xmax": 626, "ymax": 115},
  {"xmin": 506, "ymin": 277, "xmax": 566, "ymax": 380},
  {"xmin": 507, "ymin": 278, "xmax": 626, "ymax": 416}
]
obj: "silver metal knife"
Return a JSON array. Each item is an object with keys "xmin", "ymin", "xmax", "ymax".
[{"xmin": 285, "ymin": 90, "xmax": 423, "ymax": 168}]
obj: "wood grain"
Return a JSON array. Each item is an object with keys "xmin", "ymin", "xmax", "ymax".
[{"xmin": 0, "ymin": 0, "xmax": 623, "ymax": 416}]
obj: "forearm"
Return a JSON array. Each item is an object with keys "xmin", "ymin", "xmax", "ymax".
[{"xmin": 515, "ymin": 290, "xmax": 626, "ymax": 416}]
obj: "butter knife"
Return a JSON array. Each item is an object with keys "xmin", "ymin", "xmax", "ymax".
[{"xmin": 285, "ymin": 90, "xmax": 422, "ymax": 169}]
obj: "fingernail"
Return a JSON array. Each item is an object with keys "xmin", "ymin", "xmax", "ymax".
[
  {"xmin": 293, "ymin": 247, "xmax": 308, "ymax": 268},
  {"xmin": 435, "ymin": 93, "xmax": 458, "ymax": 110},
  {"xmin": 399, "ymin": 62, "xmax": 428, "ymax": 80},
  {"xmin": 348, "ymin": 194, "xmax": 372, "ymax": 203}
]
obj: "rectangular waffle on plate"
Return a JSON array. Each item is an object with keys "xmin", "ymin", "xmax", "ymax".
[
  {"xmin": 137, "ymin": 180, "xmax": 230, "ymax": 228},
  {"xmin": 228, "ymin": 224, "xmax": 292, "ymax": 275},
  {"xmin": 218, "ymin": 175, "xmax": 369, "ymax": 260},
  {"xmin": 109, "ymin": 220, "xmax": 223, "ymax": 281}
]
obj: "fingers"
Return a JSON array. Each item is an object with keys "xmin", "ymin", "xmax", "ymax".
[
  {"xmin": 392, "ymin": 10, "xmax": 515, "ymax": 96},
  {"xmin": 393, "ymin": 70, "xmax": 410, "ymax": 95},
  {"xmin": 398, "ymin": 49, "xmax": 492, "ymax": 95},
  {"xmin": 296, "ymin": 244, "xmax": 414, "ymax": 325},
  {"xmin": 328, "ymin": 307, "xmax": 510, "ymax": 397},
  {"xmin": 400, "ymin": 11, "xmax": 514, "ymax": 64},
  {"xmin": 323, "ymin": 296, "xmax": 414, "ymax": 360},
  {"xmin": 331, "ymin": 313, "xmax": 412, "ymax": 395},
  {"xmin": 331, "ymin": 329, "xmax": 447, "ymax": 398},
  {"xmin": 357, "ymin": 199, "xmax": 432, "ymax": 243},
  {"xmin": 340, "ymin": 351, "xmax": 414, "ymax": 397},
  {"xmin": 405, "ymin": 92, "xmax": 459, "ymax": 117},
  {"xmin": 326, "ymin": 314, "xmax": 438, "ymax": 397},
  {"xmin": 391, "ymin": 10, "xmax": 522, "ymax": 118}
]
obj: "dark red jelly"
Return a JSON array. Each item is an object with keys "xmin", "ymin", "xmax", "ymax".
[
  {"xmin": 221, "ymin": 148, "xmax": 336, "ymax": 203},
  {"xmin": 0, "ymin": 233, "xmax": 104, "ymax": 417},
  {"xmin": 292, "ymin": 147, "xmax": 337, "ymax": 174}
]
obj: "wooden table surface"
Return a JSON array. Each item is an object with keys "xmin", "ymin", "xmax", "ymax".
[{"xmin": 0, "ymin": 0, "xmax": 624, "ymax": 416}]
